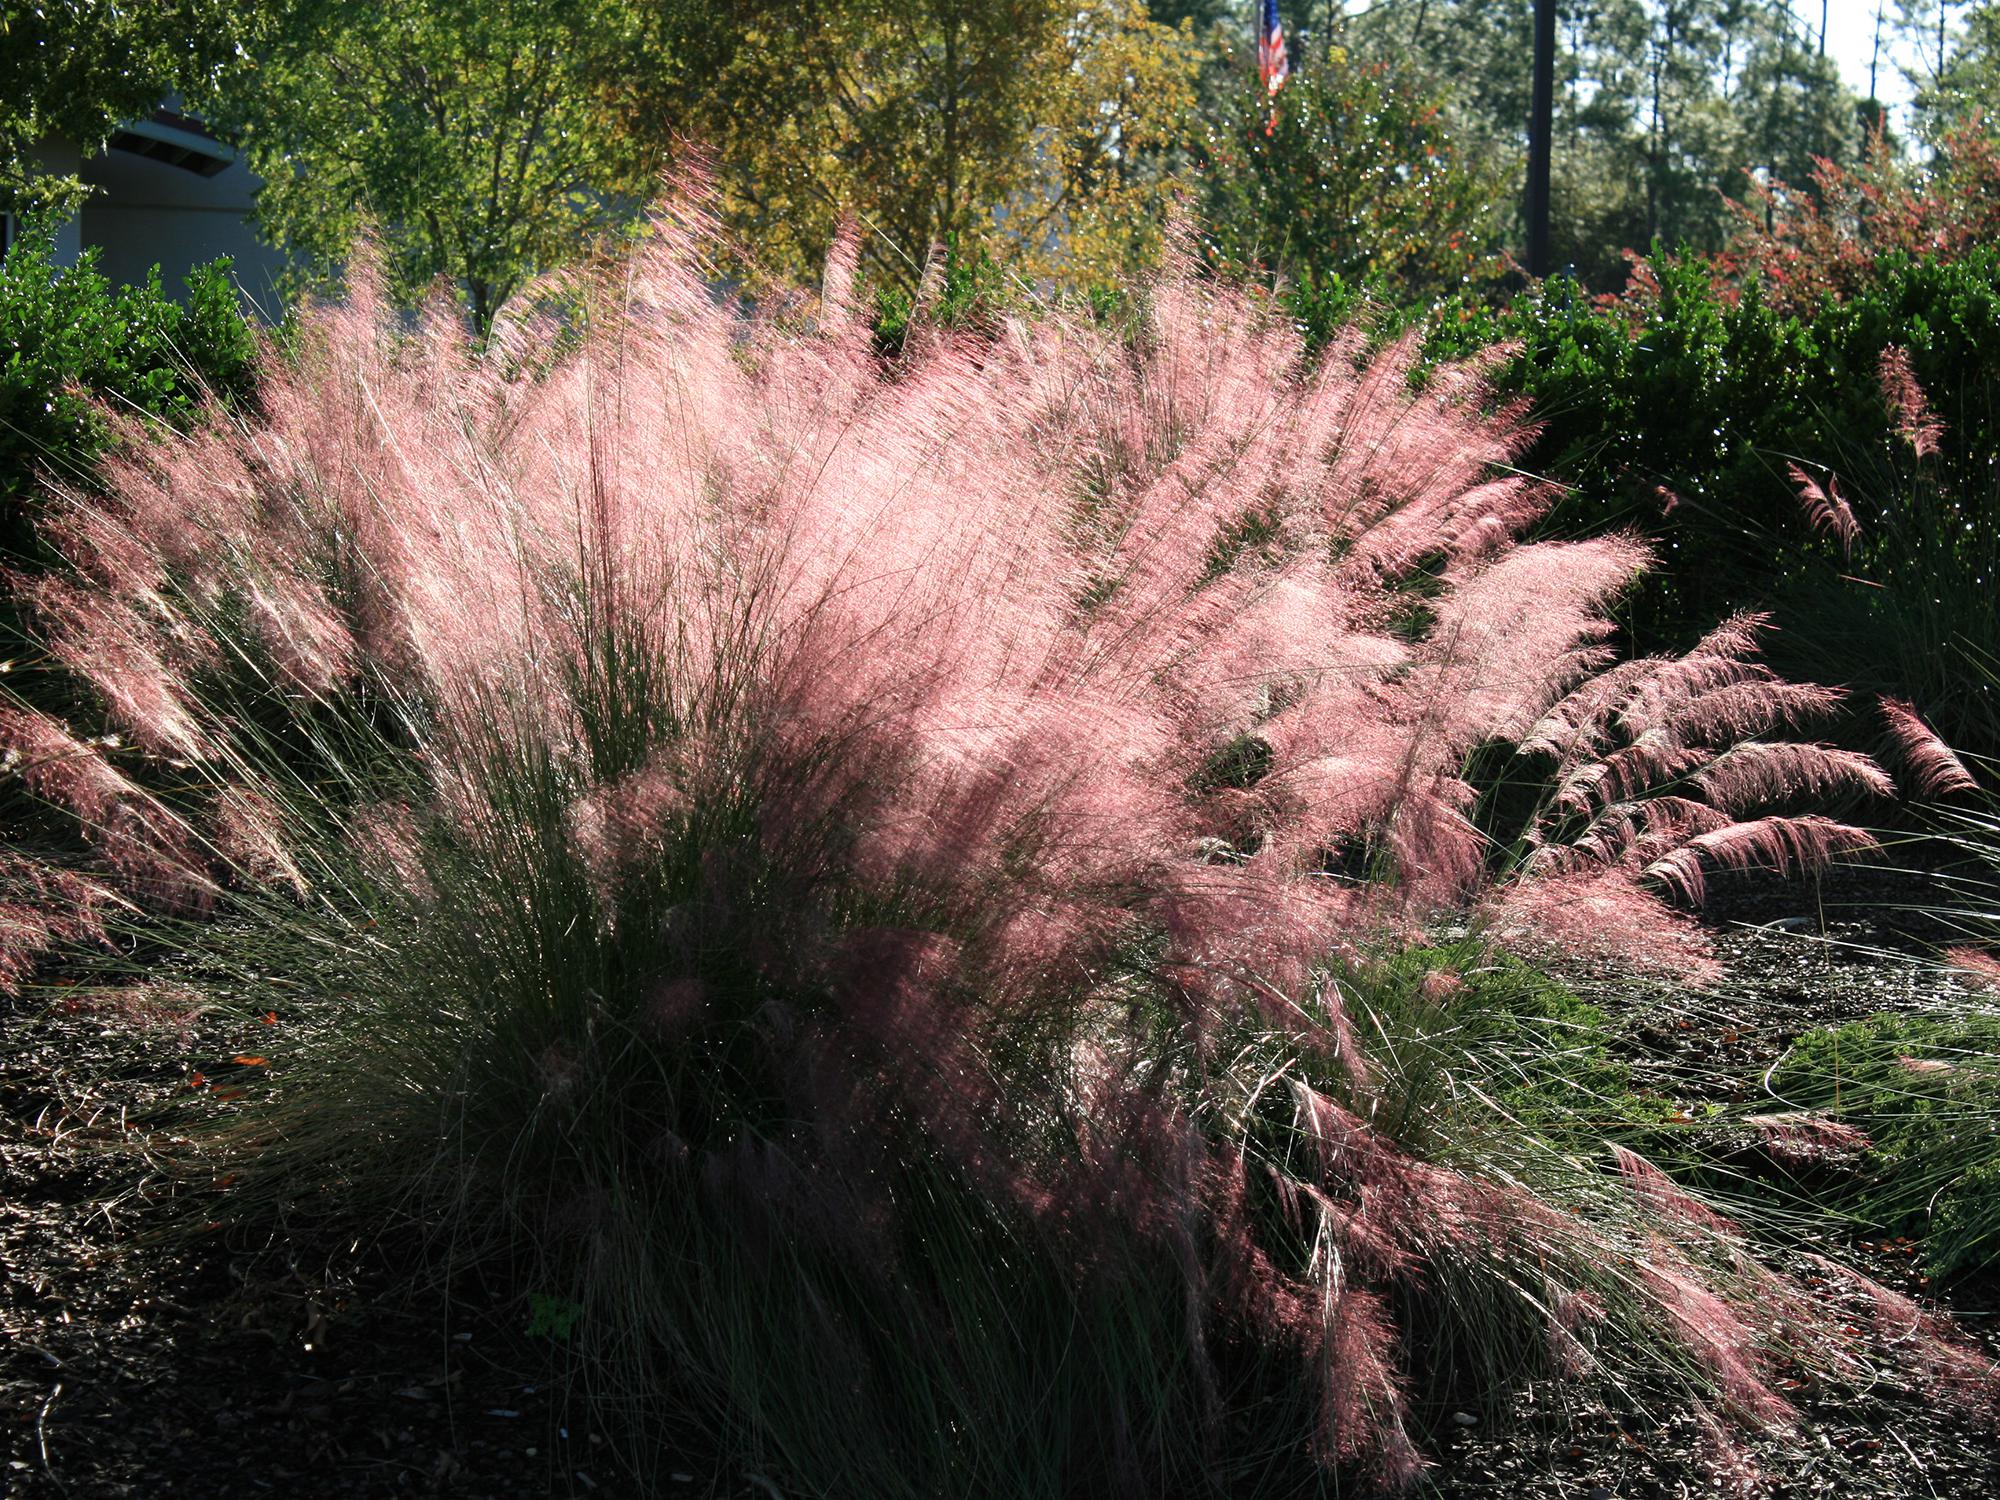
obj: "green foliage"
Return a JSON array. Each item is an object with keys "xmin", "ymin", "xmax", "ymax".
[
  {"xmin": 524, "ymin": 1292, "xmax": 584, "ymax": 1341},
  {"xmin": 1722, "ymin": 124, "xmax": 2000, "ymax": 315},
  {"xmin": 0, "ymin": 0, "xmax": 252, "ymax": 213},
  {"xmin": 1912, "ymin": 1, "xmax": 2000, "ymax": 138},
  {"xmin": 708, "ymin": 0, "xmax": 1202, "ymax": 296},
  {"xmin": 1192, "ymin": 48, "xmax": 1505, "ymax": 307},
  {"xmin": 869, "ymin": 245, "xmax": 1014, "ymax": 355},
  {"xmin": 1349, "ymin": 943, "xmax": 1670, "ymax": 1147},
  {"xmin": 1425, "ymin": 247, "xmax": 2000, "ymax": 749},
  {"xmin": 211, "ymin": 0, "xmax": 685, "ymax": 329},
  {"xmin": 1771, "ymin": 1008, "xmax": 2000, "ymax": 1279},
  {"xmin": 0, "ymin": 216, "xmax": 256, "ymax": 560}
]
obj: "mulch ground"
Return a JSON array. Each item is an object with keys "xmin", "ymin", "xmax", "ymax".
[
  {"xmin": 1432, "ymin": 859, "xmax": 2000, "ymax": 1500},
  {"xmin": 5, "ymin": 858, "xmax": 1998, "ymax": 1499}
]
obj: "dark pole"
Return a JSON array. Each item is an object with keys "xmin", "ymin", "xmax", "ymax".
[{"xmin": 1526, "ymin": 0, "xmax": 1556, "ymax": 278}]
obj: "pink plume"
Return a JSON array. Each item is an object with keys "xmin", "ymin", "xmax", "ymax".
[
  {"xmin": 1691, "ymin": 742, "xmax": 1894, "ymax": 814},
  {"xmin": 1643, "ymin": 815, "xmax": 1876, "ymax": 904},
  {"xmin": 1746, "ymin": 1112, "xmax": 1872, "ymax": 1169},
  {"xmin": 1879, "ymin": 697, "xmax": 1978, "ymax": 798},
  {"xmin": 1478, "ymin": 869, "xmax": 1721, "ymax": 982},
  {"xmin": 1879, "ymin": 345, "xmax": 1944, "ymax": 459},
  {"xmin": 1788, "ymin": 464, "xmax": 1859, "ymax": 559},
  {"xmin": 1610, "ymin": 1144, "xmax": 1739, "ymax": 1234},
  {"xmin": 1945, "ymin": 946, "xmax": 2000, "ymax": 994}
]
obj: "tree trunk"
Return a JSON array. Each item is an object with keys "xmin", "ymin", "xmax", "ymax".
[
  {"xmin": 1526, "ymin": 0, "xmax": 1556, "ymax": 277},
  {"xmin": 1870, "ymin": 1, "xmax": 1884, "ymax": 109},
  {"xmin": 1648, "ymin": 5, "xmax": 1673, "ymax": 243},
  {"xmin": 942, "ymin": 13, "xmax": 959, "ymax": 247}
]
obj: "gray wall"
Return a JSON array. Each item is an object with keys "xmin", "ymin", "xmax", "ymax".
[
  {"xmin": 25, "ymin": 141, "xmax": 85, "ymax": 264},
  {"xmin": 76, "ymin": 145, "xmax": 291, "ymax": 317}
]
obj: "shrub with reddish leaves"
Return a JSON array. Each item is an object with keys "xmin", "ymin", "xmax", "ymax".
[
  {"xmin": 2, "ymin": 207, "xmax": 1983, "ymax": 1495},
  {"xmin": 1722, "ymin": 122, "xmax": 2000, "ymax": 317}
]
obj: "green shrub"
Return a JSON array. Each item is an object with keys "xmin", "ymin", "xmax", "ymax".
[
  {"xmin": 1425, "ymin": 248, "xmax": 2000, "ymax": 751},
  {"xmin": 1351, "ymin": 943, "xmax": 1670, "ymax": 1145},
  {"xmin": 0, "ymin": 215, "xmax": 257, "ymax": 563},
  {"xmin": 1769, "ymin": 1009, "xmax": 2000, "ymax": 1280},
  {"xmin": 870, "ymin": 244, "xmax": 1015, "ymax": 355}
]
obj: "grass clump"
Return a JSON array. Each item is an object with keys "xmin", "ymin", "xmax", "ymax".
[{"xmin": 1, "ymin": 204, "xmax": 1988, "ymax": 1494}]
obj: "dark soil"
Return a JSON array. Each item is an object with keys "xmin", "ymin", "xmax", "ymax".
[
  {"xmin": 0, "ymin": 994, "xmax": 665, "ymax": 1499},
  {"xmin": 1430, "ymin": 859, "xmax": 2000, "ymax": 1500},
  {"xmin": 5, "ymin": 857, "xmax": 1998, "ymax": 1499}
]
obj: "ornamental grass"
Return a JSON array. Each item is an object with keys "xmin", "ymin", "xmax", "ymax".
[{"xmin": 2, "ymin": 204, "xmax": 1990, "ymax": 1495}]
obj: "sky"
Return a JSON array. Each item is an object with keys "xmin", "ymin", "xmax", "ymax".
[
  {"xmin": 1314, "ymin": 3, "xmax": 1935, "ymax": 132},
  {"xmin": 1822, "ymin": 3, "xmax": 1919, "ymax": 125}
]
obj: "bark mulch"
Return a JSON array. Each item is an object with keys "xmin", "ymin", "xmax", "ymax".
[{"xmin": 5, "ymin": 858, "xmax": 1997, "ymax": 1498}]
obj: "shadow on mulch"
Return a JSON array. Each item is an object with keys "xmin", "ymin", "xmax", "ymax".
[
  {"xmin": 5, "ymin": 854, "xmax": 1999, "ymax": 1498},
  {"xmin": 0, "ymin": 992, "xmax": 717, "ymax": 1499}
]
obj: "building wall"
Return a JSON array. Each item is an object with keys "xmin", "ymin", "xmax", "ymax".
[
  {"xmin": 76, "ymin": 146, "xmax": 291, "ymax": 316},
  {"xmin": 26, "ymin": 141, "xmax": 85, "ymax": 264}
]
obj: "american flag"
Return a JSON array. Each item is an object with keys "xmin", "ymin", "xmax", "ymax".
[{"xmin": 1258, "ymin": 0, "xmax": 1290, "ymax": 98}]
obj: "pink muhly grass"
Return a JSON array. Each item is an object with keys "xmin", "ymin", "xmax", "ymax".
[
  {"xmin": 1788, "ymin": 463, "xmax": 1860, "ymax": 558},
  {"xmin": 1816, "ymin": 1259, "xmax": 2000, "ymax": 1421},
  {"xmin": 1880, "ymin": 345, "xmax": 1945, "ymax": 460},
  {"xmin": 0, "ymin": 854, "xmax": 126, "ymax": 996},
  {"xmin": 1479, "ymin": 868, "xmax": 1723, "ymax": 982},
  {"xmin": 0, "ymin": 198, "xmax": 1948, "ymax": 1493},
  {"xmin": 1642, "ymin": 815, "xmax": 1877, "ymax": 906},
  {"xmin": 210, "ymin": 788, "xmax": 309, "ymax": 895},
  {"xmin": 1615, "ymin": 612, "xmax": 1774, "ymax": 734},
  {"xmin": 1691, "ymin": 742, "xmax": 1894, "ymax": 815},
  {"xmin": 1637, "ymin": 1260, "xmax": 1796, "ymax": 1426},
  {"xmin": 1696, "ymin": 1413, "xmax": 1769, "ymax": 1500},
  {"xmin": 1745, "ymin": 1112, "xmax": 1872, "ymax": 1170},
  {"xmin": 1, "ymin": 705, "xmax": 144, "ymax": 827},
  {"xmin": 1898, "ymin": 1053, "xmax": 1958, "ymax": 1076},
  {"xmin": 1610, "ymin": 1144, "xmax": 1740, "ymax": 1236},
  {"xmin": 1417, "ymin": 967, "xmax": 1461, "ymax": 1002},
  {"xmin": 1545, "ymin": 1286, "xmax": 1606, "ymax": 1379},
  {"xmin": 1508, "ymin": 610, "xmax": 1881, "ymax": 955},
  {"xmin": 0, "ymin": 706, "xmax": 211, "ymax": 909},
  {"xmin": 1658, "ymin": 677, "xmax": 1847, "ymax": 744},
  {"xmin": 1879, "ymin": 697, "xmax": 1978, "ymax": 799},
  {"xmin": 1944, "ymin": 946, "xmax": 2000, "ymax": 994},
  {"xmin": 1419, "ymin": 537, "xmax": 1646, "ymax": 749},
  {"xmin": 644, "ymin": 977, "xmax": 710, "ymax": 1039},
  {"xmin": 1312, "ymin": 1283, "xmax": 1426, "ymax": 1489},
  {"xmin": 13, "ymin": 575, "xmax": 216, "ymax": 760}
]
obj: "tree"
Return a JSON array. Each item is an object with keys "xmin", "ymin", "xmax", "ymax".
[
  {"xmin": 1915, "ymin": 2, "xmax": 2000, "ymax": 132},
  {"xmin": 0, "ymin": 0, "xmax": 251, "ymax": 214},
  {"xmin": 704, "ymin": 0, "xmax": 1068, "ymax": 290},
  {"xmin": 703, "ymin": 0, "xmax": 1201, "ymax": 294},
  {"xmin": 1333, "ymin": 0, "xmax": 1862, "ymax": 288},
  {"xmin": 210, "ymin": 0, "xmax": 701, "ymax": 329},
  {"xmin": 1001, "ymin": 0, "xmax": 1207, "ymax": 288},
  {"xmin": 1192, "ymin": 46, "xmax": 1506, "ymax": 305},
  {"xmin": 1339, "ymin": 0, "xmax": 1539, "ymax": 164},
  {"xmin": 1729, "ymin": 3, "xmax": 1859, "ymax": 201},
  {"xmin": 1899, "ymin": 0, "xmax": 1973, "ymax": 99}
]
